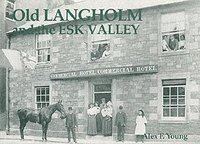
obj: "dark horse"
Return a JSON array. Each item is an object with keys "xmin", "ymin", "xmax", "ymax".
[{"xmin": 17, "ymin": 100, "xmax": 66, "ymax": 141}]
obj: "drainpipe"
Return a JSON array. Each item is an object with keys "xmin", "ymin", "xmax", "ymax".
[
  {"xmin": 6, "ymin": 68, "xmax": 10, "ymax": 134},
  {"xmin": 6, "ymin": 35, "xmax": 11, "ymax": 134}
]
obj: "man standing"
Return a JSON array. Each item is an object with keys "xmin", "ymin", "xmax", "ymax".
[
  {"xmin": 65, "ymin": 107, "xmax": 78, "ymax": 143},
  {"xmin": 115, "ymin": 105, "xmax": 127, "ymax": 142}
]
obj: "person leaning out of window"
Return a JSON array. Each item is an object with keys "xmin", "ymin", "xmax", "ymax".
[{"xmin": 168, "ymin": 35, "xmax": 179, "ymax": 51}]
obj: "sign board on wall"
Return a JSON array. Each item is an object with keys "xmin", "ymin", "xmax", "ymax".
[{"xmin": 50, "ymin": 65, "xmax": 158, "ymax": 80}]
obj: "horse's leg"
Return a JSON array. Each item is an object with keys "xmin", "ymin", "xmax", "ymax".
[
  {"xmin": 19, "ymin": 120, "xmax": 27, "ymax": 139},
  {"xmin": 42, "ymin": 123, "xmax": 45, "ymax": 142},
  {"xmin": 44, "ymin": 123, "xmax": 49, "ymax": 142}
]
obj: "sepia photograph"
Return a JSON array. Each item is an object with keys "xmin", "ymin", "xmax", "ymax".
[{"xmin": 0, "ymin": 0, "xmax": 199, "ymax": 143}]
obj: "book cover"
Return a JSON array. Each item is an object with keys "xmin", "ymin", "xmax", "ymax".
[{"xmin": 0, "ymin": 0, "xmax": 198, "ymax": 143}]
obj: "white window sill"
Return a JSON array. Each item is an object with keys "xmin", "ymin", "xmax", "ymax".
[
  {"xmin": 159, "ymin": 50, "xmax": 189, "ymax": 57},
  {"xmin": 35, "ymin": 63, "xmax": 52, "ymax": 68},
  {"xmin": 159, "ymin": 119, "xmax": 188, "ymax": 124}
]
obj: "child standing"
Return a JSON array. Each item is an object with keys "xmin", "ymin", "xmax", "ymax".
[
  {"xmin": 65, "ymin": 107, "xmax": 78, "ymax": 143},
  {"xmin": 135, "ymin": 110, "xmax": 147, "ymax": 143},
  {"xmin": 115, "ymin": 105, "xmax": 127, "ymax": 142}
]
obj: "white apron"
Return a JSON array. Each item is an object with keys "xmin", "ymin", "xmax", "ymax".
[{"xmin": 135, "ymin": 116, "xmax": 147, "ymax": 135}]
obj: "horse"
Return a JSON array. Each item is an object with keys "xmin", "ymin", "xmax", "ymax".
[{"xmin": 17, "ymin": 100, "xmax": 66, "ymax": 141}]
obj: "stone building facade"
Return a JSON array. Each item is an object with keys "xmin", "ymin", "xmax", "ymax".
[
  {"xmin": 0, "ymin": 0, "xmax": 73, "ymax": 131},
  {"xmin": 7, "ymin": 0, "xmax": 200, "ymax": 142}
]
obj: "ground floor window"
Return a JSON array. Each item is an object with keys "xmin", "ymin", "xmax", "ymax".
[
  {"xmin": 35, "ymin": 86, "xmax": 50, "ymax": 109},
  {"xmin": 162, "ymin": 79, "xmax": 186, "ymax": 119}
]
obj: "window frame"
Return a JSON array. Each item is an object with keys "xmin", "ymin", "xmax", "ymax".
[
  {"xmin": 88, "ymin": 23, "xmax": 112, "ymax": 62},
  {"xmin": 92, "ymin": 83, "xmax": 112, "ymax": 104},
  {"xmin": 35, "ymin": 34, "xmax": 52, "ymax": 64},
  {"xmin": 161, "ymin": 83, "xmax": 186, "ymax": 121},
  {"xmin": 5, "ymin": 0, "xmax": 16, "ymax": 21},
  {"xmin": 159, "ymin": 10, "xmax": 188, "ymax": 56},
  {"xmin": 161, "ymin": 11, "xmax": 186, "ymax": 53},
  {"xmin": 35, "ymin": 86, "xmax": 50, "ymax": 109}
]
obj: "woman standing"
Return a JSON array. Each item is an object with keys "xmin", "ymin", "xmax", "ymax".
[
  {"xmin": 102, "ymin": 101, "xmax": 113, "ymax": 136},
  {"xmin": 135, "ymin": 110, "xmax": 147, "ymax": 143},
  {"xmin": 94, "ymin": 102, "xmax": 102, "ymax": 133},
  {"xmin": 87, "ymin": 103, "xmax": 97, "ymax": 136}
]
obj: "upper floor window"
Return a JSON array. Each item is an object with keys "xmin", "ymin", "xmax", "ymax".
[
  {"xmin": 162, "ymin": 79, "xmax": 186, "ymax": 120},
  {"xmin": 6, "ymin": 0, "xmax": 15, "ymax": 20},
  {"xmin": 161, "ymin": 12, "xmax": 185, "ymax": 52},
  {"xmin": 90, "ymin": 24, "xmax": 111, "ymax": 61},
  {"xmin": 36, "ymin": 34, "xmax": 51, "ymax": 63},
  {"xmin": 35, "ymin": 86, "xmax": 50, "ymax": 109}
]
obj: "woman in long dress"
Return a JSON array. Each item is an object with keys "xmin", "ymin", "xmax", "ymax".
[
  {"xmin": 102, "ymin": 101, "xmax": 113, "ymax": 136},
  {"xmin": 135, "ymin": 110, "xmax": 147, "ymax": 143},
  {"xmin": 94, "ymin": 102, "xmax": 102, "ymax": 133},
  {"xmin": 87, "ymin": 103, "xmax": 97, "ymax": 136}
]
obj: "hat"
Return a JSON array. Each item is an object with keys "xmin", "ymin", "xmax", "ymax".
[{"xmin": 119, "ymin": 105, "xmax": 123, "ymax": 109}]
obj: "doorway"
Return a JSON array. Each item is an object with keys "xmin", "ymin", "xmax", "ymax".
[{"xmin": 91, "ymin": 82, "xmax": 112, "ymax": 136}]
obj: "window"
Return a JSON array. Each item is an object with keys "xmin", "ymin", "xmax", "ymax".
[
  {"xmin": 36, "ymin": 34, "xmax": 51, "ymax": 63},
  {"xmin": 90, "ymin": 24, "xmax": 111, "ymax": 61},
  {"xmin": 93, "ymin": 84, "xmax": 111, "ymax": 104},
  {"xmin": 35, "ymin": 86, "xmax": 50, "ymax": 109},
  {"xmin": 161, "ymin": 12, "xmax": 185, "ymax": 52},
  {"xmin": 162, "ymin": 79, "xmax": 186, "ymax": 120},
  {"xmin": 6, "ymin": 0, "xmax": 15, "ymax": 20}
]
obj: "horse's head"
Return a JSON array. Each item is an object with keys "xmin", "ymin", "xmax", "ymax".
[{"xmin": 55, "ymin": 100, "xmax": 66, "ymax": 119}]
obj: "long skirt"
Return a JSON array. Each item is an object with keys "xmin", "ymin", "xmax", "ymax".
[
  {"xmin": 102, "ymin": 116, "xmax": 112, "ymax": 136},
  {"xmin": 96, "ymin": 113, "xmax": 102, "ymax": 132},
  {"xmin": 87, "ymin": 115, "xmax": 97, "ymax": 135}
]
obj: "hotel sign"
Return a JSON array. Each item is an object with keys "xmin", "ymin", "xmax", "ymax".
[{"xmin": 50, "ymin": 65, "xmax": 158, "ymax": 80}]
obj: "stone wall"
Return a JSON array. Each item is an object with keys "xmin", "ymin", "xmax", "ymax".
[{"xmin": 8, "ymin": 0, "xmax": 200, "ymax": 141}]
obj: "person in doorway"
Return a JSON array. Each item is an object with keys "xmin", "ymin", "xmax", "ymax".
[
  {"xmin": 135, "ymin": 109, "xmax": 147, "ymax": 143},
  {"xmin": 94, "ymin": 102, "xmax": 102, "ymax": 133},
  {"xmin": 102, "ymin": 101, "xmax": 113, "ymax": 136},
  {"xmin": 115, "ymin": 105, "xmax": 127, "ymax": 142},
  {"xmin": 100, "ymin": 98, "xmax": 107, "ymax": 109},
  {"xmin": 65, "ymin": 107, "xmax": 78, "ymax": 143},
  {"xmin": 87, "ymin": 103, "xmax": 97, "ymax": 136}
]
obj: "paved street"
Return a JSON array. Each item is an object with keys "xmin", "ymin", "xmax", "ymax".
[{"xmin": 0, "ymin": 132, "xmax": 198, "ymax": 144}]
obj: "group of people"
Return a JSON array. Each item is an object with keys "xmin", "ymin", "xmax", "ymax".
[
  {"xmin": 65, "ymin": 100, "xmax": 147, "ymax": 143},
  {"xmin": 87, "ymin": 98, "xmax": 113, "ymax": 136},
  {"xmin": 162, "ymin": 34, "xmax": 185, "ymax": 52}
]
